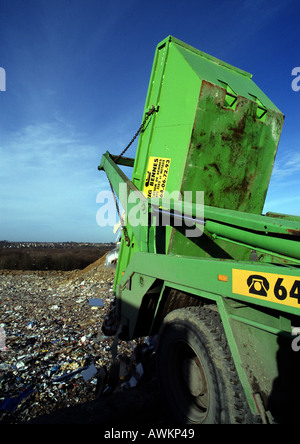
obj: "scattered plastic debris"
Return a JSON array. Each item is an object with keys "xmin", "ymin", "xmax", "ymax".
[
  {"xmin": 0, "ymin": 261, "xmax": 156, "ymax": 424},
  {"xmin": 0, "ymin": 386, "xmax": 35, "ymax": 413},
  {"xmin": 105, "ymin": 243, "xmax": 120, "ymax": 269},
  {"xmin": 89, "ymin": 298, "xmax": 104, "ymax": 307},
  {"xmin": 82, "ymin": 363, "xmax": 97, "ymax": 382}
]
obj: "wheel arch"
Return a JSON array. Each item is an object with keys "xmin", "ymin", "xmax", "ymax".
[{"xmin": 150, "ymin": 285, "xmax": 218, "ymax": 336}]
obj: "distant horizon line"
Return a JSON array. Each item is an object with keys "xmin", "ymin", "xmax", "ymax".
[{"xmin": 0, "ymin": 240, "xmax": 115, "ymax": 244}]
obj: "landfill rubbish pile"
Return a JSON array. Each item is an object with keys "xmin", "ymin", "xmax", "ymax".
[{"xmin": 0, "ymin": 255, "xmax": 156, "ymax": 424}]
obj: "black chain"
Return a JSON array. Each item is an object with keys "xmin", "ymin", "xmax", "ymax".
[
  {"xmin": 109, "ymin": 105, "xmax": 157, "ymax": 246},
  {"xmin": 114, "ymin": 105, "xmax": 157, "ymax": 163}
]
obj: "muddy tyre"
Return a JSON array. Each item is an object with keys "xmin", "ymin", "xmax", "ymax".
[{"xmin": 157, "ymin": 306, "xmax": 254, "ymax": 424}]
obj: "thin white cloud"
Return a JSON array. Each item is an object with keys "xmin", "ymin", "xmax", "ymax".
[
  {"xmin": 272, "ymin": 151, "xmax": 300, "ymax": 179},
  {"xmin": 0, "ymin": 119, "xmax": 111, "ymax": 241},
  {"xmin": 264, "ymin": 198, "xmax": 300, "ymax": 216},
  {"xmin": 0, "ymin": 120, "xmax": 107, "ymax": 184}
]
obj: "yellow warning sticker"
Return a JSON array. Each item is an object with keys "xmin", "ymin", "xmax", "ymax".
[
  {"xmin": 232, "ymin": 269, "xmax": 300, "ymax": 309},
  {"xmin": 143, "ymin": 156, "xmax": 171, "ymax": 198}
]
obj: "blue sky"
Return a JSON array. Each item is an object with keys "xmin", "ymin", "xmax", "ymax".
[{"xmin": 0, "ymin": 0, "xmax": 299, "ymax": 242}]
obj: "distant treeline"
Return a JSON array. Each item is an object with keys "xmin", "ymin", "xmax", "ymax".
[{"xmin": 0, "ymin": 245, "xmax": 113, "ymax": 271}]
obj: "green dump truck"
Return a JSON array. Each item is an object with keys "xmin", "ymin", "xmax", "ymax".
[{"xmin": 98, "ymin": 36, "xmax": 300, "ymax": 424}]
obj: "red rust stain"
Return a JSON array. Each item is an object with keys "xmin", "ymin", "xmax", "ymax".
[{"xmin": 287, "ymin": 229, "xmax": 300, "ymax": 237}]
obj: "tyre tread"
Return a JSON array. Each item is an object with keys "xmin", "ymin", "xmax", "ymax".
[{"xmin": 159, "ymin": 305, "xmax": 259, "ymax": 424}]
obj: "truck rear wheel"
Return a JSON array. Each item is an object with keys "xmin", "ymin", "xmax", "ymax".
[{"xmin": 157, "ymin": 306, "xmax": 253, "ymax": 424}]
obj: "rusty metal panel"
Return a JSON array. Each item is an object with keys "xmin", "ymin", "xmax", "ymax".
[{"xmin": 181, "ymin": 80, "xmax": 284, "ymax": 214}]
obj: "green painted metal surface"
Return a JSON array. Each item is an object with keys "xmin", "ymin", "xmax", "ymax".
[
  {"xmin": 98, "ymin": 36, "xmax": 300, "ymax": 421},
  {"xmin": 102, "ymin": 35, "xmax": 289, "ymax": 291},
  {"xmin": 131, "ymin": 36, "xmax": 284, "ymax": 261}
]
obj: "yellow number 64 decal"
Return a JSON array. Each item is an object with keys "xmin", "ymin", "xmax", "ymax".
[{"xmin": 232, "ymin": 269, "xmax": 300, "ymax": 309}]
